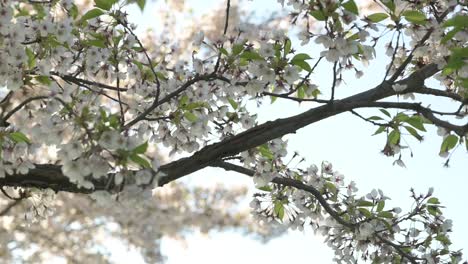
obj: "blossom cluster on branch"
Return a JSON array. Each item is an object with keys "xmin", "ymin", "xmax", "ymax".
[{"xmin": 0, "ymin": 0, "xmax": 467, "ymax": 262}]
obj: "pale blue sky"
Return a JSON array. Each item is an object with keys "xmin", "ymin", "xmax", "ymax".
[{"xmin": 121, "ymin": 0, "xmax": 468, "ymax": 263}]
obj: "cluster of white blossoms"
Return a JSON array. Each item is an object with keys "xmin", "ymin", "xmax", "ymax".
[
  {"xmin": 24, "ymin": 188, "xmax": 56, "ymax": 222},
  {"xmin": 0, "ymin": 0, "xmax": 467, "ymax": 262},
  {"xmin": 0, "ymin": 0, "xmax": 172, "ymax": 189},
  {"xmin": 249, "ymin": 143, "xmax": 462, "ymax": 263},
  {"xmin": 0, "ymin": 181, "xmax": 281, "ymax": 263}
]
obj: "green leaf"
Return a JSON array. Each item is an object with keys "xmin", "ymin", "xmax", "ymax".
[
  {"xmin": 325, "ymin": 182, "xmax": 337, "ymax": 195},
  {"xmin": 378, "ymin": 211, "xmax": 393, "ymax": 218},
  {"xmin": 257, "ymin": 185, "xmax": 272, "ymax": 192},
  {"xmin": 367, "ymin": 13, "xmax": 389, "ymax": 23},
  {"xmin": 219, "ymin": 47, "xmax": 229, "ymax": 56},
  {"xmin": 258, "ymin": 145, "xmax": 274, "ymax": 160},
  {"xmin": 135, "ymin": 0, "xmax": 146, "ymax": 11},
  {"xmin": 358, "ymin": 207, "xmax": 372, "ymax": 218},
  {"xmin": 85, "ymin": 38, "xmax": 107, "ymax": 48},
  {"xmin": 25, "ymin": 48, "xmax": 36, "ymax": 69},
  {"xmin": 232, "ymin": 44, "xmax": 244, "ymax": 56},
  {"xmin": 427, "ymin": 197, "xmax": 440, "ymax": 205},
  {"xmin": 68, "ymin": 4, "xmax": 79, "ymax": 19},
  {"xmin": 382, "ymin": 0, "xmax": 395, "ymax": 12},
  {"xmin": 9, "ymin": 132, "xmax": 31, "ymax": 144},
  {"xmin": 311, "ymin": 88, "xmax": 320, "ymax": 98},
  {"xmin": 394, "ymin": 113, "xmax": 408, "ymax": 123},
  {"xmin": 273, "ymin": 43, "xmax": 282, "ymax": 59},
  {"xmin": 368, "ymin": 116, "xmax": 383, "ymax": 121},
  {"xmin": 274, "ymin": 201, "xmax": 285, "ymax": 220},
  {"xmin": 388, "ymin": 130, "xmax": 400, "ymax": 145},
  {"xmin": 184, "ymin": 111, "xmax": 198, "ymax": 122},
  {"xmin": 297, "ymin": 86, "xmax": 305, "ymax": 99},
  {"xmin": 443, "ymin": 15, "xmax": 468, "ymax": 28},
  {"xmin": 133, "ymin": 141, "xmax": 148, "ymax": 154},
  {"xmin": 310, "ymin": 10, "xmax": 327, "ymax": 21},
  {"xmin": 357, "ymin": 200, "xmax": 374, "ymax": 207},
  {"xmin": 405, "ymin": 116, "xmax": 426, "ymax": 131},
  {"xmin": 373, "ymin": 126, "xmax": 386, "ymax": 136},
  {"xmin": 284, "ymin": 38, "xmax": 292, "ymax": 55},
  {"xmin": 99, "ymin": 108, "xmax": 108, "ymax": 120},
  {"xmin": 270, "ymin": 95, "xmax": 278, "ymax": 104},
  {"xmin": 379, "ymin": 109, "xmax": 391, "ymax": 117},
  {"xmin": 402, "ymin": 10, "xmax": 427, "ymax": 24},
  {"xmin": 404, "ymin": 126, "xmax": 423, "ymax": 141},
  {"xmin": 427, "ymin": 205, "xmax": 439, "ymax": 216},
  {"xmin": 291, "ymin": 53, "xmax": 312, "ymax": 61},
  {"xmin": 132, "ymin": 60, "xmax": 143, "ymax": 71},
  {"xmin": 81, "ymin": 8, "xmax": 105, "ymax": 21},
  {"xmin": 94, "ymin": 0, "xmax": 118, "ymax": 10},
  {"xmin": 130, "ymin": 153, "xmax": 151, "ymax": 168},
  {"xmin": 35, "ymin": 76, "xmax": 52, "ymax": 85},
  {"xmin": 441, "ymin": 28, "xmax": 461, "ymax": 44},
  {"xmin": 346, "ymin": 32, "xmax": 360, "ymax": 41},
  {"xmin": 435, "ymin": 234, "xmax": 451, "ymax": 245},
  {"xmin": 179, "ymin": 95, "xmax": 189, "ymax": 106},
  {"xmin": 240, "ymin": 51, "xmax": 263, "ymax": 60},
  {"xmin": 228, "ymin": 98, "xmax": 238, "ymax": 109},
  {"xmin": 290, "ymin": 53, "xmax": 312, "ymax": 72},
  {"xmin": 440, "ymin": 249, "xmax": 449, "ymax": 255},
  {"xmin": 108, "ymin": 115, "xmax": 120, "ymax": 129},
  {"xmin": 445, "ymin": 47, "xmax": 468, "ymax": 73},
  {"xmin": 185, "ymin": 102, "xmax": 208, "ymax": 111},
  {"xmin": 440, "ymin": 134, "xmax": 458, "ymax": 152},
  {"xmin": 291, "ymin": 60, "xmax": 311, "ymax": 72},
  {"xmin": 377, "ymin": 201, "xmax": 385, "ymax": 212},
  {"xmin": 342, "ymin": 0, "xmax": 358, "ymax": 15}
]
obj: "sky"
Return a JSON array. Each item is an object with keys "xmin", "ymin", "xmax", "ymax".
[{"xmin": 115, "ymin": 0, "xmax": 468, "ymax": 263}]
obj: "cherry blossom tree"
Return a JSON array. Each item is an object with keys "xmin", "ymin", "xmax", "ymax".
[{"xmin": 0, "ymin": 0, "xmax": 467, "ymax": 263}]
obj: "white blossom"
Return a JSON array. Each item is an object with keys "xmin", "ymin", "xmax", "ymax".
[{"xmin": 392, "ymin": 83, "xmax": 407, "ymax": 93}]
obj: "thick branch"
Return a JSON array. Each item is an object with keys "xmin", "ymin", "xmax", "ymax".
[
  {"xmin": 0, "ymin": 164, "xmax": 107, "ymax": 193},
  {"xmin": 1, "ymin": 64, "xmax": 440, "ymax": 193},
  {"xmin": 157, "ymin": 64, "xmax": 438, "ymax": 185}
]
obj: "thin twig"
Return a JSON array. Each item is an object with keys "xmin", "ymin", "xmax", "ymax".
[
  {"xmin": 212, "ymin": 161, "xmax": 356, "ymax": 229},
  {"xmin": 117, "ymin": 19, "xmax": 161, "ymax": 104},
  {"xmin": 213, "ymin": 0, "xmax": 231, "ymax": 73},
  {"xmin": 3, "ymin": 96, "xmax": 49, "ymax": 122},
  {"xmin": 330, "ymin": 62, "xmax": 338, "ymax": 102},
  {"xmin": 123, "ymin": 73, "xmax": 221, "ymax": 129},
  {"xmin": 53, "ymin": 72, "xmax": 127, "ymax": 91},
  {"xmin": 350, "ymin": 110, "xmax": 389, "ymax": 127},
  {"xmin": 0, "ymin": 200, "xmax": 22, "ymax": 216}
]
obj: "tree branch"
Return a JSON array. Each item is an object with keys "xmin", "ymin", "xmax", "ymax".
[
  {"xmin": 1, "ymin": 64, "xmax": 441, "ymax": 193},
  {"xmin": 350, "ymin": 101, "xmax": 468, "ymax": 136},
  {"xmin": 123, "ymin": 73, "xmax": 222, "ymax": 129},
  {"xmin": 213, "ymin": 0, "xmax": 231, "ymax": 73},
  {"xmin": 2, "ymin": 96, "xmax": 49, "ymax": 122},
  {"xmin": 212, "ymin": 161, "xmax": 423, "ymax": 264},
  {"xmin": 53, "ymin": 72, "xmax": 128, "ymax": 92},
  {"xmin": 0, "ymin": 200, "xmax": 22, "ymax": 217},
  {"xmin": 211, "ymin": 161, "xmax": 356, "ymax": 229},
  {"xmin": 413, "ymin": 85, "xmax": 466, "ymax": 103}
]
